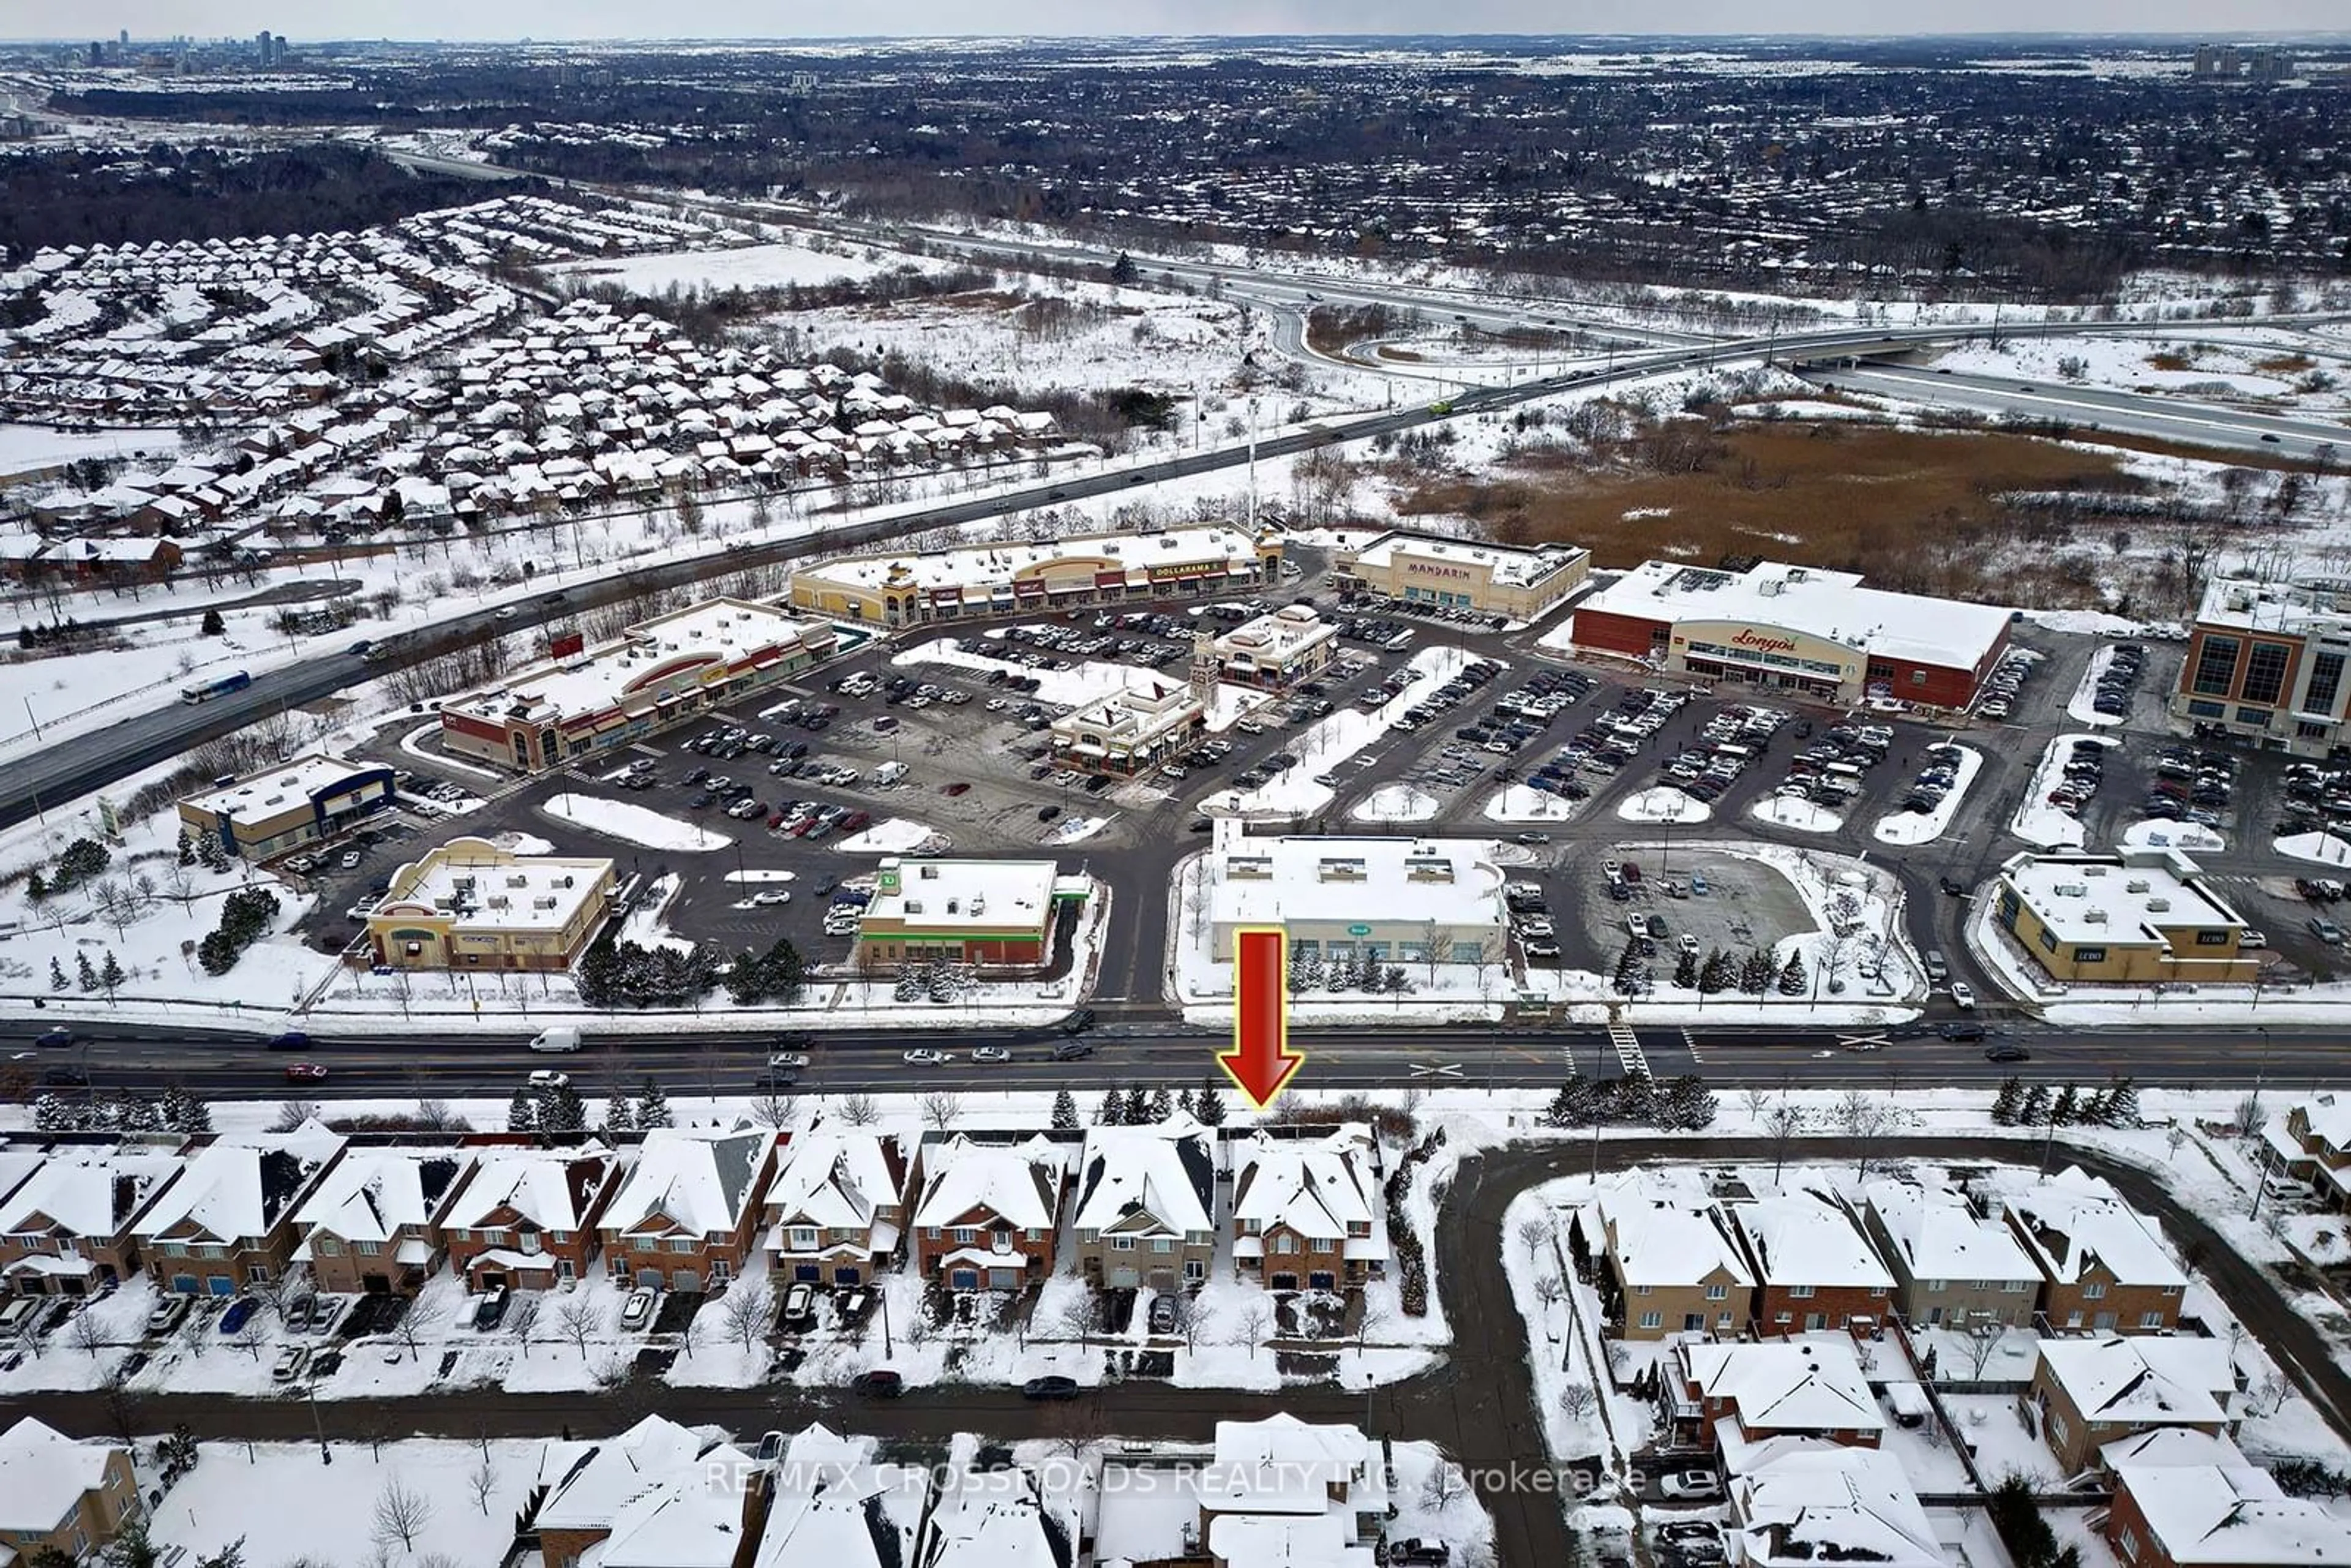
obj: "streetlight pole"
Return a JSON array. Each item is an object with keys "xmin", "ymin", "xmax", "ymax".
[
  {"xmin": 2248, "ymin": 1027, "xmax": 2276, "ymax": 1222},
  {"xmin": 23, "ymin": 697, "xmax": 41, "ymax": 743}
]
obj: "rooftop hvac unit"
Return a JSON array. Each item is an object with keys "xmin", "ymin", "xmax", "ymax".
[
  {"xmin": 487, "ymin": 895, "xmax": 509, "ymax": 910},
  {"xmin": 2146, "ymin": 899, "xmax": 2172, "ymax": 913},
  {"xmin": 2053, "ymin": 883, "xmax": 2089, "ymax": 898},
  {"xmin": 970, "ymin": 895, "xmax": 986, "ymax": 916},
  {"xmin": 507, "ymin": 874, "xmax": 529, "ymax": 888},
  {"xmin": 2083, "ymin": 909, "xmax": 2109, "ymax": 923},
  {"xmin": 557, "ymin": 876, "xmax": 574, "ymax": 888},
  {"xmin": 2126, "ymin": 879, "xmax": 2151, "ymax": 893},
  {"xmin": 2083, "ymin": 865, "xmax": 2109, "ymax": 877},
  {"xmin": 534, "ymin": 896, "xmax": 558, "ymax": 910}
]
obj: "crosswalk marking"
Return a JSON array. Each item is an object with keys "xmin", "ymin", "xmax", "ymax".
[
  {"xmin": 1608, "ymin": 1019, "xmax": 1649, "ymax": 1077},
  {"xmin": 1681, "ymin": 1026, "xmax": 1704, "ymax": 1063}
]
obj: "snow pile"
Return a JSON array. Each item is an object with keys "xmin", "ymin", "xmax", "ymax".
[
  {"xmin": 1351, "ymin": 783, "xmax": 1440, "ymax": 823},
  {"xmin": 2009, "ymin": 733, "xmax": 2116, "ymax": 852},
  {"xmin": 2276, "ymin": 831, "xmax": 2351, "ymax": 868},
  {"xmin": 540, "ymin": 793, "xmax": 725, "ymax": 852},
  {"xmin": 836, "ymin": 817, "xmax": 947, "ymax": 854},
  {"xmin": 1484, "ymin": 784, "xmax": 1579, "ymax": 823},
  {"xmin": 1750, "ymin": 793, "xmax": 1842, "ymax": 834}
]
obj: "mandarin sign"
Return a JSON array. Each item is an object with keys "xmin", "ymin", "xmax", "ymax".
[{"xmin": 1404, "ymin": 561, "xmax": 1476, "ymax": 582}]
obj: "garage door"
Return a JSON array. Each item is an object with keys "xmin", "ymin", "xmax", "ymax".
[
  {"xmin": 794, "ymin": 1264, "xmax": 821, "ymax": 1282},
  {"xmin": 950, "ymin": 1269, "xmax": 980, "ymax": 1290},
  {"xmin": 988, "ymin": 1267, "xmax": 1019, "ymax": 1291},
  {"xmin": 208, "ymin": 1276, "xmax": 236, "ymax": 1297},
  {"xmin": 1270, "ymin": 1272, "xmax": 1299, "ymax": 1291},
  {"xmin": 1310, "ymin": 1271, "xmax": 1337, "ymax": 1291},
  {"xmin": 636, "ymin": 1268, "xmax": 664, "ymax": 1290},
  {"xmin": 672, "ymin": 1269, "xmax": 700, "ymax": 1292},
  {"xmin": 833, "ymin": 1266, "xmax": 863, "ymax": 1286},
  {"xmin": 1108, "ymin": 1266, "xmax": 1139, "ymax": 1289}
]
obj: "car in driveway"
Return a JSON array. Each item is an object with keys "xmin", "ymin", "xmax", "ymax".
[
  {"xmin": 217, "ymin": 1297, "xmax": 260, "ymax": 1335},
  {"xmin": 902, "ymin": 1048, "xmax": 953, "ymax": 1065},
  {"xmin": 283, "ymin": 1062, "xmax": 329, "ymax": 1083},
  {"xmin": 271, "ymin": 1345, "xmax": 309, "ymax": 1381},
  {"xmin": 146, "ymin": 1296, "xmax": 192, "ymax": 1336},
  {"xmin": 1149, "ymin": 1294, "xmax": 1179, "ymax": 1335},
  {"xmin": 1984, "ymin": 1042, "xmax": 2033, "ymax": 1063},
  {"xmin": 1022, "ymin": 1375, "xmax": 1081, "ymax": 1401},
  {"xmin": 620, "ymin": 1288, "xmax": 658, "ymax": 1331},
  {"xmin": 853, "ymin": 1368, "xmax": 905, "ymax": 1397},
  {"xmin": 1657, "ymin": 1470, "xmax": 1722, "ymax": 1500},
  {"xmin": 473, "ymin": 1286, "xmax": 511, "ymax": 1330},
  {"xmin": 1385, "ymin": 1540, "xmax": 1450, "ymax": 1567}
]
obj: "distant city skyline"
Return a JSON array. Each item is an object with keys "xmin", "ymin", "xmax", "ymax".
[{"xmin": 14, "ymin": 1, "xmax": 2347, "ymax": 43}]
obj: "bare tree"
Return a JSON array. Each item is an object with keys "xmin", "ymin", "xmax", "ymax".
[
  {"xmin": 1532, "ymin": 1275, "xmax": 1566, "ymax": 1313},
  {"xmin": 1960, "ymin": 1317, "xmax": 2009, "ymax": 1381},
  {"xmin": 1517, "ymin": 1217, "xmax": 1552, "ymax": 1262},
  {"xmin": 233, "ymin": 1313, "xmax": 269, "ymax": 1361},
  {"xmin": 468, "ymin": 1452, "xmax": 499, "ymax": 1515},
  {"xmin": 1832, "ymin": 1090, "xmax": 1890, "ymax": 1180},
  {"xmin": 555, "ymin": 1295, "xmax": 604, "ymax": 1359},
  {"xmin": 1764, "ymin": 1102, "xmax": 1805, "ymax": 1183},
  {"xmin": 69, "ymin": 1309, "xmax": 109, "ymax": 1359},
  {"xmin": 1234, "ymin": 1299, "xmax": 1273, "ymax": 1361},
  {"xmin": 391, "ymin": 1296, "xmax": 448, "ymax": 1362},
  {"xmin": 1055, "ymin": 1292, "xmax": 1100, "ymax": 1349},
  {"xmin": 1558, "ymin": 1382, "xmax": 1599, "ymax": 1425},
  {"xmin": 372, "ymin": 1476, "xmax": 434, "ymax": 1551},
  {"xmin": 920, "ymin": 1090, "xmax": 965, "ymax": 1133},
  {"xmin": 746, "ymin": 1092, "xmax": 800, "ymax": 1130},
  {"xmin": 178, "ymin": 1310, "xmax": 209, "ymax": 1361},
  {"xmin": 840, "ymin": 1093, "xmax": 880, "ymax": 1128},
  {"xmin": 269, "ymin": 1099, "xmax": 323, "ymax": 1133},
  {"xmin": 1741, "ymin": 1087, "xmax": 1775, "ymax": 1123},
  {"xmin": 1419, "ymin": 1460, "xmax": 1470, "ymax": 1512},
  {"xmin": 721, "ymin": 1282, "xmax": 773, "ymax": 1356},
  {"xmin": 508, "ymin": 1295, "xmax": 542, "ymax": 1358},
  {"xmin": 163, "ymin": 860, "xmax": 200, "ymax": 914}
]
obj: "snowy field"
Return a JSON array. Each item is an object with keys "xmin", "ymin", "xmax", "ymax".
[{"xmin": 544, "ymin": 236, "xmax": 936, "ymax": 292}]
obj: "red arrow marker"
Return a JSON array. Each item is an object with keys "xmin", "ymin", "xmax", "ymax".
[{"xmin": 1220, "ymin": 926, "xmax": 1304, "ymax": 1111}]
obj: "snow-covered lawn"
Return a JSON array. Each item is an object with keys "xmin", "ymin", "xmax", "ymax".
[
  {"xmin": 1749, "ymin": 793, "xmax": 1842, "ymax": 834},
  {"xmin": 835, "ymin": 816, "xmax": 947, "ymax": 854},
  {"xmin": 1618, "ymin": 786, "xmax": 1709, "ymax": 825},
  {"xmin": 895, "ymin": 636, "xmax": 1141, "ymax": 709},
  {"xmin": 2009, "ymin": 733, "xmax": 2115, "ymax": 851},
  {"xmin": 540, "ymin": 793, "xmax": 726, "ymax": 852},
  {"xmin": 1485, "ymin": 784, "xmax": 1580, "ymax": 822},
  {"xmin": 545, "ymin": 236, "xmax": 930, "ymax": 292},
  {"xmin": 1351, "ymin": 783, "xmax": 1439, "ymax": 823},
  {"xmin": 1873, "ymin": 744, "xmax": 1982, "ymax": 846},
  {"xmin": 2067, "ymin": 645, "xmax": 2131, "ymax": 728},
  {"xmin": 146, "ymin": 1438, "xmax": 544, "ymax": 1567}
]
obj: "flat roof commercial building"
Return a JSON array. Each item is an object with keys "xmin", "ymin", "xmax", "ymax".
[
  {"xmin": 365, "ymin": 836, "xmax": 615, "ymax": 972},
  {"xmin": 2173, "ymin": 576, "xmax": 2351, "ymax": 756},
  {"xmin": 439, "ymin": 598, "xmax": 836, "ymax": 773},
  {"xmin": 788, "ymin": 525, "xmax": 1281, "ymax": 628},
  {"xmin": 176, "ymin": 753, "xmax": 397, "ymax": 861},
  {"xmin": 1214, "ymin": 603, "xmax": 1338, "ymax": 689},
  {"xmin": 1333, "ymin": 531, "xmax": 1591, "ymax": 624},
  {"xmin": 1203, "ymin": 820, "xmax": 1507, "ymax": 966},
  {"xmin": 1570, "ymin": 559, "xmax": 2014, "ymax": 710},
  {"xmin": 1994, "ymin": 847, "xmax": 2254, "ymax": 986},
  {"xmin": 1048, "ymin": 678, "xmax": 1205, "ymax": 777},
  {"xmin": 855, "ymin": 855, "xmax": 1089, "ymax": 972}
]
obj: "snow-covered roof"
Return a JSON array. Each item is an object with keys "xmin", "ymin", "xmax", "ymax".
[
  {"xmin": 1579, "ymin": 556, "xmax": 2012, "ymax": 673},
  {"xmin": 919, "ymin": 1467, "xmax": 1059, "ymax": 1568},
  {"xmin": 865, "ymin": 857, "xmax": 1060, "ymax": 934},
  {"xmin": 442, "ymin": 1142, "xmax": 621, "ymax": 1234},
  {"xmin": 796, "ymin": 523, "xmax": 1270, "ymax": 596},
  {"xmin": 1343, "ymin": 530, "xmax": 1588, "ymax": 590},
  {"xmin": 1729, "ymin": 1189, "xmax": 1894, "ymax": 1291},
  {"xmin": 534, "ymin": 1414, "xmax": 714, "ymax": 1535},
  {"xmin": 1231, "ymin": 1127, "xmax": 1378, "ymax": 1246},
  {"xmin": 179, "ymin": 752, "xmax": 389, "ymax": 827},
  {"xmin": 1593, "ymin": 1188, "xmax": 1753, "ymax": 1289},
  {"xmin": 373, "ymin": 836, "xmax": 613, "ymax": 936},
  {"xmin": 912, "ymin": 1135, "xmax": 1067, "ymax": 1231},
  {"xmin": 588, "ymin": 1441, "xmax": 758, "ymax": 1568},
  {"xmin": 1679, "ymin": 1338, "xmax": 1885, "ymax": 1439},
  {"xmin": 0, "ymin": 1417, "xmax": 122, "ymax": 1534},
  {"xmin": 2117, "ymin": 1463, "xmax": 2351, "ymax": 1566},
  {"xmin": 292, "ymin": 1147, "xmax": 467, "ymax": 1243},
  {"xmin": 2100, "ymin": 1427, "xmax": 2249, "ymax": 1472},
  {"xmin": 764, "ymin": 1133, "xmax": 906, "ymax": 1233},
  {"xmin": 2192, "ymin": 574, "xmax": 2351, "ymax": 640},
  {"xmin": 1049, "ymin": 680, "xmax": 1203, "ymax": 753},
  {"xmin": 2284, "ymin": 1096, "xmax": 2351, "ymax": 1156},
  {"xmin": 2003, "ymin": 1168, "xmax": 2186, "ymax": 1289},
  {"xmin": 1728, "ymin": 1447, "xmax": 1940, "ymax": 1568},
  {"xmin": 1209, "ymin": 832, "xmax": 1507, "ymax": 936},
  {"xmin": 0, "ymin": 1146, "xmax": 184, "ymax": 1242},
  {"xmin": 1214, "ymin": 603, "xmax": 1338, "ymax": 666},
  {"xmin": 1076, "ymin": 1114, "xmax": 1216, "ymax": 1237},
  {"xmin": 130, "ymin": 1123, "xmax": 344, "ymax": 1245},
  {"xmin": 601, "ymin": 1125, "xmax": 776, "ymax": 1239},
  {"xmin": 2001, "ymin": 848, "xmax": 2246, "ymax": 947},
  {"xmin": 1208, "ymin": 1510, "xmax": 1371, "ymax": 1568},
  {"xmin": 2036, "ymin": 1334, "xmax": 2233, "ymax": 1426},
  {"xmin": 752, "ymin": 1427, "xmax": 912, "ymax": 1568},
  {"xmin": 1200, "ymin": 1414, "xmax": 1371, "ymax": 1517},
  {"xmin": 1861, "ymin": 1179, "xmax": 2038, "ymax": 1285}
]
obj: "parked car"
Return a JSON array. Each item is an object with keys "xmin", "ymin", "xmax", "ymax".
[
  {"xmin": 473, "ymin": 1286, "xmax": 511, "ymax": 1331},
  {"xmin": 1657, "ymin": 1471, "xmax": 1721, "ymax": 1500},
  {"xmin": 1023, "ymin": 1375, "xmax": 1081, "ymax": 1401},
  {"xmin": 1386, "ymin": 1540, "xmax": 1451, "ymax": 1567},
  {"xmin": 271, "ymin": 1345, "xmax": 309, "ymax": 1382},
  {"xmin": 853, "ymin": 1368, "xmax": 905, "ymax": 1397},
  {"xmin": 146, "ymin": 1296, "xmax": 192, "ymax": 1336},
  {"xmin": 781, "ymin": 1283, "xmax": 817, "ymax": 1330},
  {"xmin": 218, "ymin": 1297, "xmax": 260, "ymax": 1335},
  {"xmin": 620, "ymin": 1288, "xmax": 657, "ymax": 1331},
  {"xmin": 1149, "ymin": 1294, "xmax": 1179, "ymax": 1335}
]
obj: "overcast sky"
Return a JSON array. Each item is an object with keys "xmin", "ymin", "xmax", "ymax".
[{"xmin": 24, "ymin": 1, "xmax": 2346, "ymax": 42}]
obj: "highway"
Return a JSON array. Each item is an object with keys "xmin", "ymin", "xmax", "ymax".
[
  {"xmin": 17, "ymin": 1014, "xmax": 2350, "ymax": 1102},
  {"xmin": 1809, "ymin": 362, "xmax": 2349, "ymax": 460}
]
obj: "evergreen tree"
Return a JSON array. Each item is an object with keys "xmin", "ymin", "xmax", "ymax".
[
  {"xmin": 1740, "ymin": 948, "xmax": 1775, "ymax": 996},
  {"xmin": 76, "ymin": 950, "xmax": 97, "ymax": 992},
  {"xmin": 192, "ymin": 1536, "xmax": 246, "ymax": 1568},
  {"xmin": 116, "ymin": 1092, "xmax": 159, "ymax": 1133},
  {"xmin": 99, "ymin": 950, "xmax": 124, "ymax": 1000},
  {"xmin": 1147, "ymin": 1086, "xmax": 1174, "ymax": 1123},
  {"xmin": 1776, "ymin": 951, "xmax": 1808, "ymax": 996},
  {"xmin": 1990, "ymin": 1076, "xmax": 2025, "ymax": 1126},
  {"xmin": 1097, "ymin": 1085, "xmax": 1128, "ymax": 1127},
  {"xmin": 1176, "ymin": 1086, "xmax": 1198, "ymax": 1119},
  {"xmin": 1612, "ymin": 940, "xmax": 1643, "ymax": 994},
  {"xmin": 2019, "ymin": 1082, "xmax": 2052, "ymax": 1125},
  {"xmin": 724, "ymin": 946, "xmax": 768, "ymax": 1006},
  {"xmin": 24, "ymin": 869, "xmax": 46, "ymax": 904},
  {"xmin": 635, "ymin": 1078, "xmax": 672, "ymax": 1130},
  {"xmin": 1609, "ymin": 1071, "xmax": 1657, "ymax": 1125},
  {"xmin": 575, "ymin": 934, "xmax": 624, "ymax": 1008},
  {"xmin": 2102, "ymin": 1076, "xmax": 2142, "ymax": 1128},
  {"xmin": 1542, "ymin": 1077, "xmax": 1592, "ymax": 1128},
  {"xmin": 1123, "ymin": 1084, "xmax": 1154, "ymax": 1123},
  {"xmin": 763, "ymin": 937, "xmax": 806, "ymax": 1003},
  {"xmin": 2050, "ymin": 1084, "xmax": 2081, "ymax": 1126},
  {"xmin": 199, "ymin": 607, "xmax": 225, "ymax": 637},
  {"xmin": 1659, "ymin": 1075, "xmax": 1719, "ymax": 1130},
  {"xmin": 176, "ymin": 829, "xmax": 196, "ymax": 866},
  {"xmin": 604, "ymin": 1092, "xmax": 637, "ymax": 1136},
  {"xmin": 507, "ymin": 1089, "xmax": 536, "ymax": 1133},
  {"xmin": 2076, "ymin": 1086, "xmax": 2109, "ymax": 1126},
  {"xmin": 543, "ymin": 1082, "xmax": 587, "ymax": 1133},
  {"xmin": 1672, "ymin": 948, "xmax": 1699, "ymax": 989},
  {"xmin": 1193, "ymin": 1076, "xmax": 1228, "ymax": 1127},
  {"xmin": 1698, "ymin": 948, "xmax": 1733, "ymax": 994},
  {"xmin": 47, "ymin": 955, "xmax": 66, "ymax": 991},
  {"xmin": 1326, "ymin": 952, "xmax": 1358, "ymax": 992},
  {"xmin": 1051, "ymin": 1089, "xmax": 1081, "ymax": 1131}
]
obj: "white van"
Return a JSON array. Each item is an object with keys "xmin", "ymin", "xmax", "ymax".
[
  {"xmin": 529, "ymin": 1026, "xmax": 583, "ymax": 1053},
  {"xmin": 875, "ymin": 760, "xmax": 909, "ymax": 787}
]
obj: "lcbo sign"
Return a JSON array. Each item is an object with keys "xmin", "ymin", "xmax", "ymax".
[{"xmin": 1730, "ymin": 628, "xmax": 1801, "ymax": 656}]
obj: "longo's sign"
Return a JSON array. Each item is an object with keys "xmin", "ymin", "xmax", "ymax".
[{"xmin": 1674, "ymin": 619, "xmax": 1860, "ymax": 678}]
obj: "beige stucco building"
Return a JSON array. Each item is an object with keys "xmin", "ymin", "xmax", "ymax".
[{"xmin": 364, "ymin": 836, "xmax": 615, "ymax": 972}]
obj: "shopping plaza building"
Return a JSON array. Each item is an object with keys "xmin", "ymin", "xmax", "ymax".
[{"xmin": 789, "ymin": 525, "xmax": 1282, "ymax": 628}]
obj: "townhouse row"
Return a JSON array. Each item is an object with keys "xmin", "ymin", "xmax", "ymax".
[
  {"xmin": 0, "ymin": 1117, "xmax": 1388, "ymax": 1302},
  {"xmin": 1580, "ymin": 1165, "xmax": 2186, "ymax": 1341}
]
